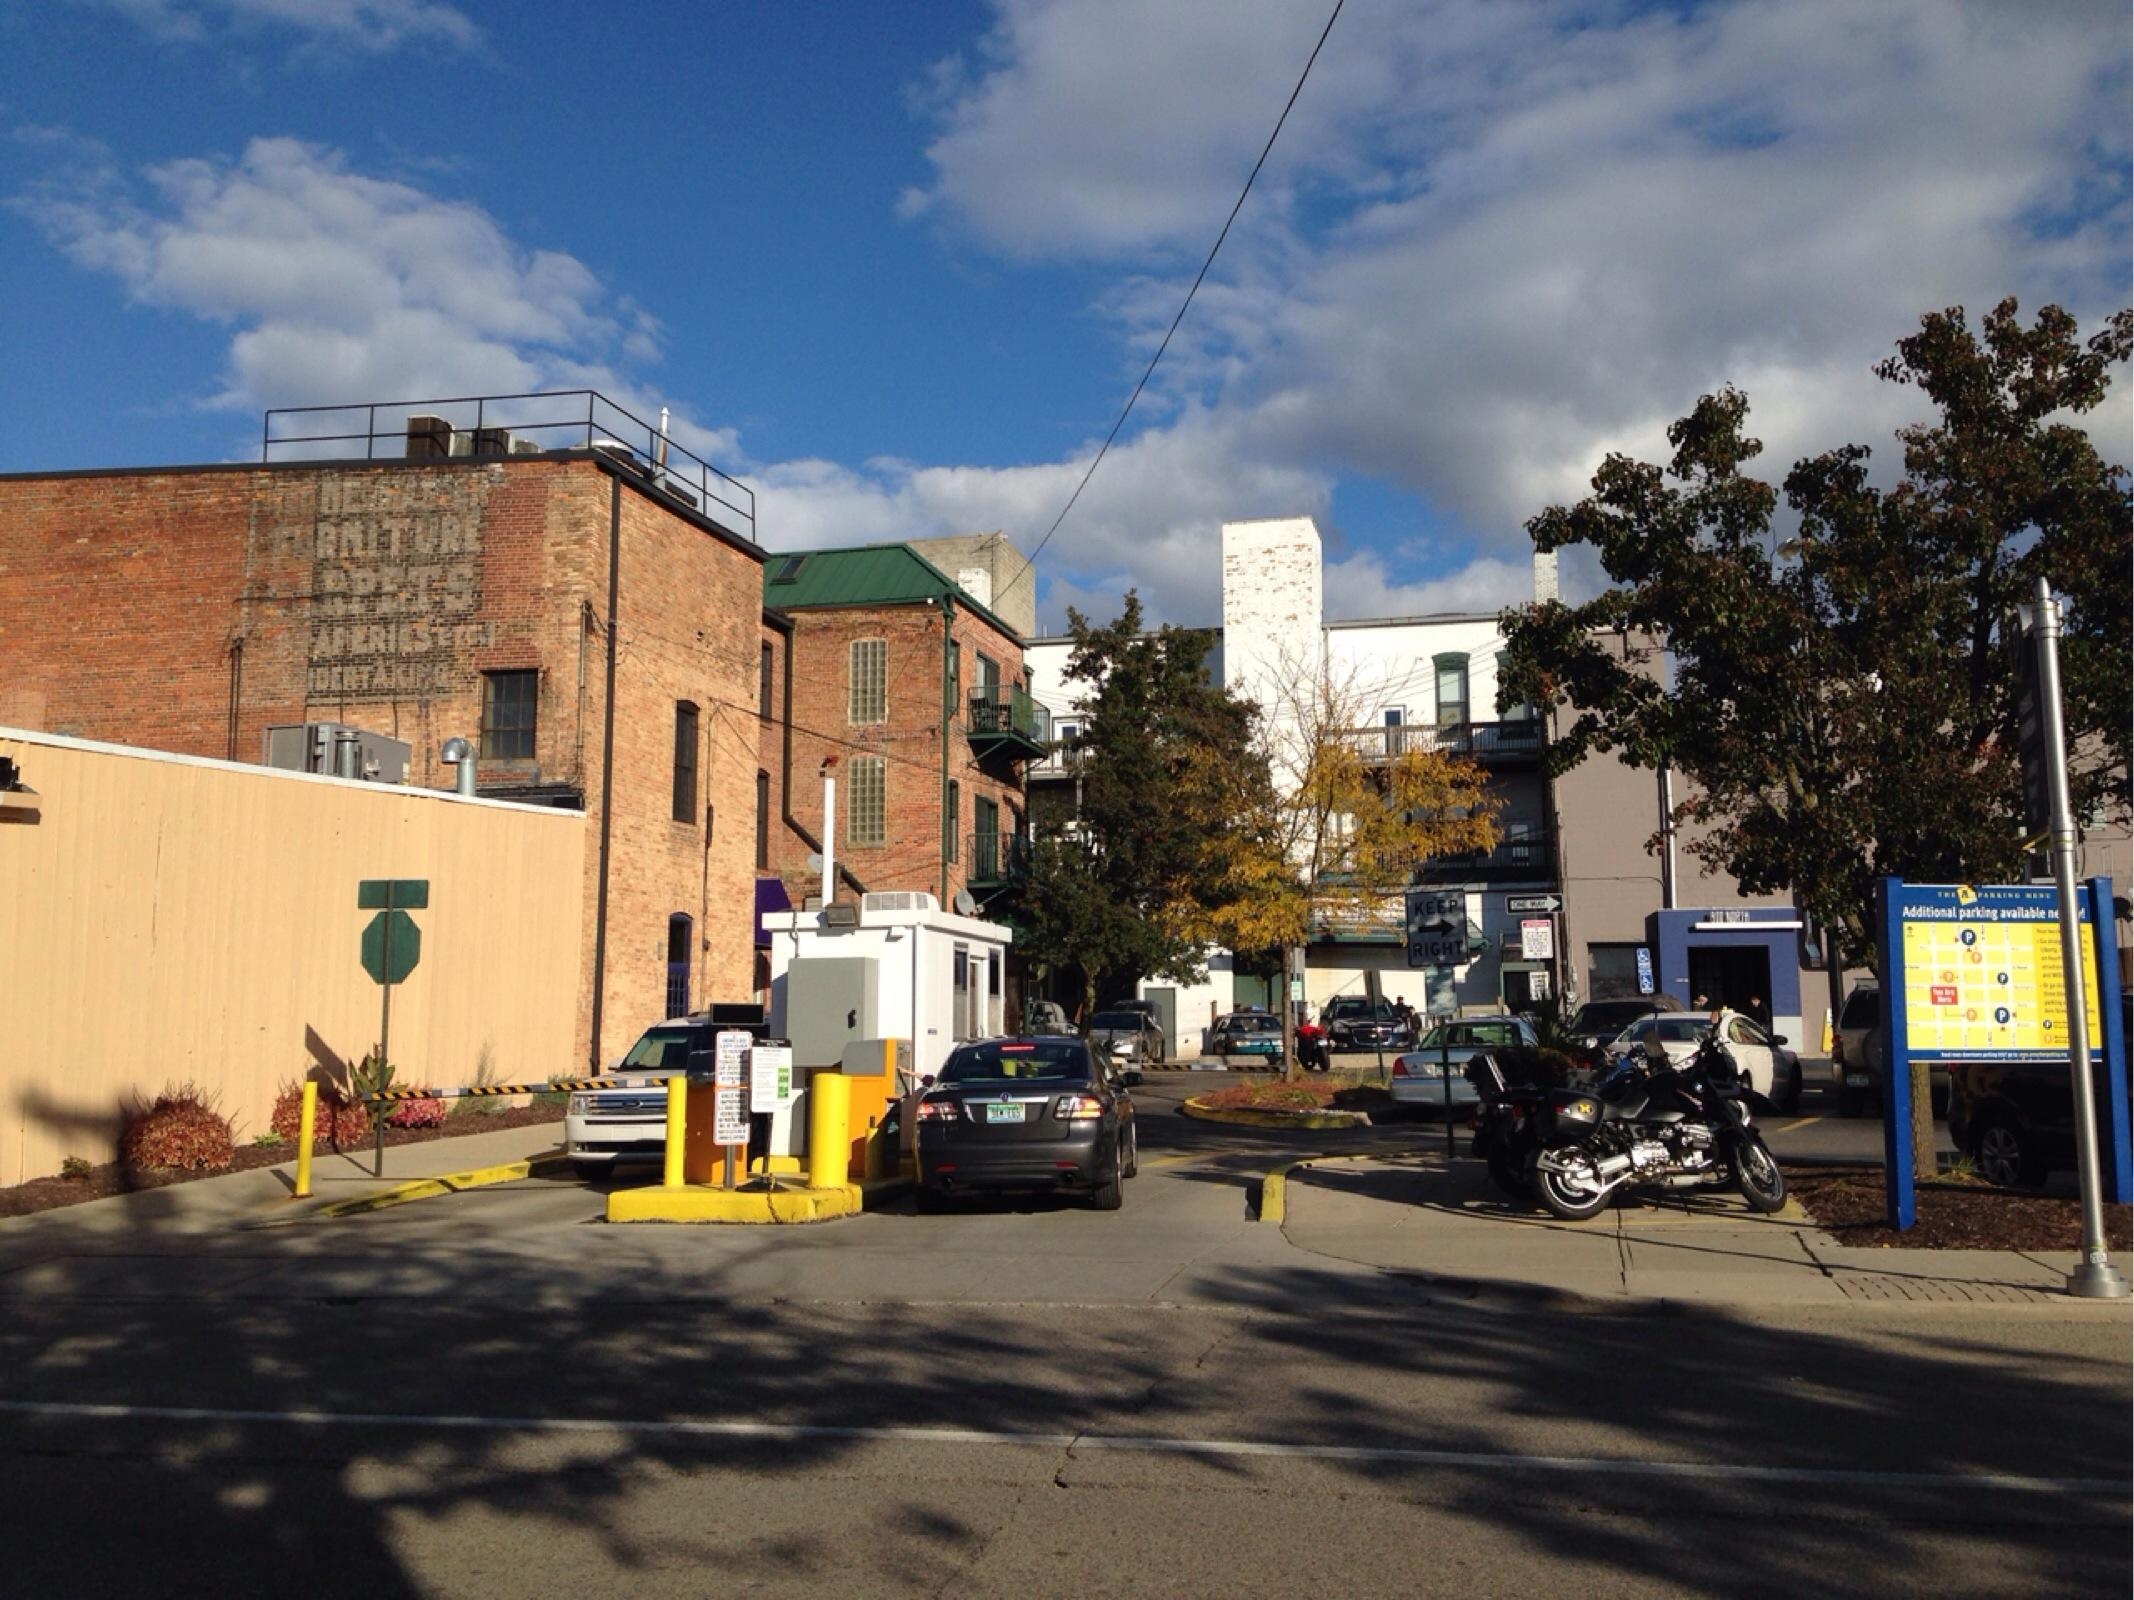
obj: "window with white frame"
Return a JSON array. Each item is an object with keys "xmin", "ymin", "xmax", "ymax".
[
  {"xmin": 847, "ymin": 755, "xmax": 886, "ymax": 846},
  {"xmin": 848, "ymin": 638, "xmax": 887, "ymax": 725}
]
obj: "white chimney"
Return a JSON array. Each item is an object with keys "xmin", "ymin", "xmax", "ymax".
[
  {"xmin": 820, "ymin": 758, "xmax": 838, "ymax": 907},
  {"xmin": 1532, "ymin": 547, "xmax": 1560, "ymax": 604}
]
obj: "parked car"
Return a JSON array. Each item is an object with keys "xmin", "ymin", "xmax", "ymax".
[
  {"xmin": 1087, "ymin": 1007, "xmax": 1166, "ymax": 1067},
  {"xmin": 1947, "ymin": 1060, "xmax": 2121, "ymax": 1189},
  {"xmin": 1210, "ymin": 1009, "xmax": 1284, "ymax": 1067},
  {"xmin": 1831, "ymin": 979, "xmax": 1948, "ymax": 1116},
  {"xmin": 1608, "ymin": 1009, "xmax": 1802, "ymax": 1111},
  {"xmin": 1566, "ymin": 996, "xmax": 1683, "ymax": 1051},
  {"xmin": 1320, "ymin": 996, "xmax": 1416, "ymax": 1051},
  {"xmin": 1390, "ymin": 1014, "xmax": 1539, "ymax": 1113},
  {"xmin": 912, "ymin": 1036, "xmax": 1136, "ymax": 1209},
  {"xmin": 565, "ymin": 1015, "xmax": 713, "ymax": 1178}
]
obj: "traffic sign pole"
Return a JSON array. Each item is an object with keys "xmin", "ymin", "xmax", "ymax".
[
  {"xmin": 375, "ymin": 912, "xmax": 393, "ymax": 1177},
  {"xmin": 2028, "ymin": 583, "xmax": 2126, "ymax": 1297}
]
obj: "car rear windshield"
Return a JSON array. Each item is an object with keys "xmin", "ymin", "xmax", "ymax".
[
  {"xmin": 939, "ymin": 1040, "xmax": 1093, "ymax": 1082},
  {"xmin": 1089, "ymin": 1011, "xmax": 1145, "ymax": 1029},
  {"xmin": 1655, "ymin": 1018, "xmax": 1709, "ymax": 1042},
  {"xmin": 621, "ymin": 1028, "xmax": 699, "ymax": 1071},
  {"xmin": 1840, "ymin": 990, "xmax": 1880, "ymax": 1027},
  {"xmin": 1221, "ymin": 1015, "xmax": 1281, "ymax": 1034}
]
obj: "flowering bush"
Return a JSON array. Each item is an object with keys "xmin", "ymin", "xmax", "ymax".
[
  {"xmin": 270, "ymin": 1080, "xmax": 370, "ymax": 1147},
  {"xmin": 385, "ymin": 1092, "xmax": 448, "ymax": 1129},
  {"xmin": 120, "ymin": 1084, "xmax": 235, "ymax": 1173}
]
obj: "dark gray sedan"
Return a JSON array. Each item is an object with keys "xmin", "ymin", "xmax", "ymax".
[{"xmin": 913, "ymin": 1037, "xmax": 1137, "ymax": 1210}]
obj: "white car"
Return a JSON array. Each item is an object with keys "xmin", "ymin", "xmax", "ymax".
[
  {"xmin": 1390, "ymin": 1015, "xmax": 1539, "ymax": 1113},
  {"xmin": 1609, "ymin": 1010, "xmax": 1801, "ymax": 1111},
  {"xmin": 564, "ymin": 1016, "xmax": 709, "ymax": 1177}
]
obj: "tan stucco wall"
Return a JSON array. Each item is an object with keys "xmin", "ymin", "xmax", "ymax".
[{"xmin": 0, "ymin": 728, "xmax": 585, "ymax": 1185}]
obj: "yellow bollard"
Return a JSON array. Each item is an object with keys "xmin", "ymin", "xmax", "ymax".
[
  {"xmin": 663, "ymin": 1075, "xmax": 687, "ymax": 1189},
  {"xmin": 293, "ymin": 1081, "xmax": 318, "ymax": 1199},
  {"xmin": 808, "ymin": 1072, "xmax": 851, "ymax": 1191}
]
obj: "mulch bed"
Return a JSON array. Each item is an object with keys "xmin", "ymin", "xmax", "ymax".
[
  {"xmin": 1787, "ymin": 1164, "xmax": 2133, "ymax": 1252},
  {"xmin": 0, "ymin": 1104, "xmax": 566, "ymax": 1220},
  {"xmin": 1198, "ymin": 1079, "xmax": 1394, "ymax": 1115}
]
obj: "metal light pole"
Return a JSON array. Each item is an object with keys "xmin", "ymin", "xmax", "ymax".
[{"xmin": 2028, "ymin": 579, "xmax": 2126, "ymax": 1299}]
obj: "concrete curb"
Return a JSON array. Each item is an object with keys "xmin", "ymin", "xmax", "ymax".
[
  {"xmin": 605, "ymin": 1176, "xmax": 910, "ymax": 1225},
  {"xmin": 1181, "ymin": 1095, "xmax": 1372, "ymax": 1131},
  {"xmin": 314, "ymin": 1152, "xmax": 568, "ymax": 1219}
]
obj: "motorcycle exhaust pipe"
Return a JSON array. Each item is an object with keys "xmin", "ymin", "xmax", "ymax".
[{"xmin": 1593, "ymin": 1152, "xmax": 1634, "ymax": 1181}]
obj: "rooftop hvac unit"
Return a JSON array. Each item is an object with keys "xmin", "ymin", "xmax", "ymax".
[
  {"xmin": 862, "ymin": 891, "xmax": 937, "ymax": 915},
  {"xmin": 509, "ymin": 436, "xmax": 544, "ymax": 455},
  {"xmin": 261, "ymin": 722, "xmax": 412, "ymax": 785},
  {"xmin": 405, "ymin": 414, "xmax": 453, "ymax": 459},
  {"xmin": 472, "ymin": 426, "xmax": 513, "ymax": 458}
]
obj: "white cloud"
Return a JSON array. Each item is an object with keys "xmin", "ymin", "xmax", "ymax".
[
  {"xmin": 82, "ymin": 0, "xmax": 477, "ymax": 51},
  {"xmin": 16, "ymin": 137, "xmax": 645, "ymax": 411},
  {"xmin": 909, "ymin": 0, "xmax": 2133, "ymax": 576}
]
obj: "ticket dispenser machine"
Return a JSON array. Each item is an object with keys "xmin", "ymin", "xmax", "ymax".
[{"xmin": 838, "ymin": 1038, "xmax": 913, "ymax": 1181}]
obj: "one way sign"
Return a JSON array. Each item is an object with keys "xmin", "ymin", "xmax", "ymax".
[{"xmin": 1406, "ymin": 889, "xmax": 1467, "ymax": 969}]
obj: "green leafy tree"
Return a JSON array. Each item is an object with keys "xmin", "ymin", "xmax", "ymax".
[
  {"xmin": 1194, "ymin": 652, "xmax": 1502, "ymax": 1079},
  {"xmin": 1502, "ymin": 299, "xmax": 2131, "ymax": 1170},
  {"xmin": 1006, "ymin": 594, "xmax": 1264, "ymax": 1027}
]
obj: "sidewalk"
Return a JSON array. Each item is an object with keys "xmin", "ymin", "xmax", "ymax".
[
  {"xmin": 0, "ymin": 1122, "xmax": 569, "ymax": 1246},
  {"xmin": 1278, "ymin": 1154, "xmax": 2108, "ymax": 1307}
]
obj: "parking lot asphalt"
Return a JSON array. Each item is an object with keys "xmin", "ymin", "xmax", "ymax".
[{"xmin": 1, "ymin": 1066, "xmax": 2123, "ymax": 1599}]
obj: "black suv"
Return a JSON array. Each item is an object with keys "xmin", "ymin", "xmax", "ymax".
[{"xmin": 1321, "ymin": 997, "xmax": 1415, "ymax": 1051}]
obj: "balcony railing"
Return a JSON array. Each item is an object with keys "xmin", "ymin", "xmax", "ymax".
[
  {"xmin": 1415, "ymin": 834, "xmax": 1553, "ymax": 884},
  {"xmin": 261, "ymin": 389, "xmax": 757, "ymax": 540},
  {"xmin": 966, "ymin": 686, "xmax": 1052, "ymax": 758},
  {"xmin": 966, "ymin": 831, "xmax": 1032, "ymax": 888},
  {"xmin": 1336, "ymin": 719, "xmax": 1545, "ymax": 763}
]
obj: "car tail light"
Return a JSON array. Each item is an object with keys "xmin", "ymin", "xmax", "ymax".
[
  {"xmin": 915, "ymin": 1100, "xmax": 957, "ymax": 1122},
  {"xmin": 1054, "ymin": 1094, "xmax": 1105, "ymax": 1120},
  {"xmin": 1391, "ymin": 1059, "xmax": 1409, "ymax": 1077}
]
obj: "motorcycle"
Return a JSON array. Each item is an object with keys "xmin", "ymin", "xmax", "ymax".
[
  {"xmin": 1465, "ymin": 1051, "xmax": 1559, "ymax": 1199},
  {"xmin": 1520, "ymin": 1031, "xmax": 1787, "ymax": 1221}
]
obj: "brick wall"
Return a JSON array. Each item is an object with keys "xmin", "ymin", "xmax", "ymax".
[
  {"xmin": 769, "ymin": 600, "xmax": 1027, "ymax": 909},
  {"xmin": 0, "ymin": 455, "xmax": 766, "ymax": 1068}
]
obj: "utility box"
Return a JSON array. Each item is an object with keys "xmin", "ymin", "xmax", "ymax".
[
  {"xmin": 262, "ymin": 722, "xmax": 411, "ymax": 785},
  {"xmin": 785, "ymin": 958, "xmax": 879, "ymax": 1072}
]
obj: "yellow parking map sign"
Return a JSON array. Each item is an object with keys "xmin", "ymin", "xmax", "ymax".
[{"xmin": 1896, "ymin": 884, "xmax": 2101, "ymax": 1062}]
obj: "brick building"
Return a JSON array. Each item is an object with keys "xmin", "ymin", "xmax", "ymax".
[
  {"xmin": 0, "ymin": 401, "xmax": 769, "ymax": 1070},
  {"xmin": 758, "ymin": 545, "xmax": 1042, "ymax": 928}
]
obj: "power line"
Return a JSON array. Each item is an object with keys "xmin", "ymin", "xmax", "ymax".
[{"xmin": 1006, "ymin": 0, "xmax": 1347, "ymax": 597}]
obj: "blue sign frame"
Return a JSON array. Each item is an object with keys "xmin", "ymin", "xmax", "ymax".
[{"xmin": 1878, "ymin": 876, "xmax": 2129, "ymax": 1230}]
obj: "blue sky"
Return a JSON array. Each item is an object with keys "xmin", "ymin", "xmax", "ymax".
[{"xmin": 3, "ymin": 0, "xmax": 2128, "ymax": 628}]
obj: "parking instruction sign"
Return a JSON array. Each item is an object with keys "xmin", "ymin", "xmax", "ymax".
[
  {"xmin": 1893, "ymin": 884, "xmax": 2101, "ymax": 1062},
  {"xmin": 713, "ymin": 1030, "xmax": 752, "ymax": 1145},
  {"xmin": 749, "ymin": 1044, "xmax": 795, "ymax": 1114}
]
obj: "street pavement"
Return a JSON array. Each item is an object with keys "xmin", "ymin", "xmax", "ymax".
[{"xmin": 0, "ymin": 1074, "xmax": 2124, "ymax": 1599}]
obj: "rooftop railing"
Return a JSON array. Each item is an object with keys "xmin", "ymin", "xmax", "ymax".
[
  {"xmin": 261, "ymin": 389, "xmax": 756, "ymax": 541},
  {"xmin": 1335, "ymin": 719, "xmax": 1545, "ymax": 763}
]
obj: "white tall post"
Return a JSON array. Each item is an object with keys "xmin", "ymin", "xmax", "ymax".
[
  {"xmin": 2030, "ymin": 579, "xmax": 2125, "ymax": 1298},
  {"xmin": 821, "ymin": 762, "xmax": 838, "ymax": 908}
]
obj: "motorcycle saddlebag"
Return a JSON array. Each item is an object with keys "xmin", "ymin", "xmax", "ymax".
[
  {"xmin": 1462, "ymin": 1051, "xmax": 1508, "ymax": 1098},
  {"xmin": 1537, "ymin": 1087, "xmax": 1604, "ymax": 1145}
]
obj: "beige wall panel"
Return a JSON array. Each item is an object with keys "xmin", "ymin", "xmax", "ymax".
[{"xmin": 0, "ymin": 730, "xmax": 584, "ymax": 1185}]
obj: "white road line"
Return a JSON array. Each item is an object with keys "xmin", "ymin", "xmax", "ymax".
[{"xmin": 0, "ymin": 1399, "xmax": 2119, "ymax": 1495}]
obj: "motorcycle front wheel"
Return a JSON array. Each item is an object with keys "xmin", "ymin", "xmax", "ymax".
[
  {"xmin": 1534, "ymin": 1152, "xmax": 1612, "ymax": 1220},
  {"xmin": 1732, "ymin": 1135, "xmax": 1787, "ymax": 1213}
]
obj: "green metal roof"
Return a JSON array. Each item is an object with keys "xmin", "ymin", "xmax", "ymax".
[{"xmin": 762, "ymin": 543, "xmax": 1019, "ymax": 640}]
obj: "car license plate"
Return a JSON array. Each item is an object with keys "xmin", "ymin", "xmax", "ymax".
[
  {"xmin": 985, "ymin": 1102, "xmax": 1024, "ymax": 1124},
  {"xmin": 1845, "ymin": 1072, "xmax": 1870, "ymax": 1087}
]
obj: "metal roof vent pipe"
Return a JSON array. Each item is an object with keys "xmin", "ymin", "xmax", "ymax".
[{"xmin": 442, "ymin": 737, "xmax": 477, "ymax": 797}]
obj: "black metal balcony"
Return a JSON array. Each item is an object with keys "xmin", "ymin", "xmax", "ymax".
[
  {"xmin": 1414, "ymin": 833, "xmax": 1554, "ymax": 885},
  {"xmin": 966, "ymin": 830, "xmax": 1031, "ymax": 889},
  {"xmin": 966, "ymin": 686, "xmax": 1051, "ymax": 760},
  {"xmin": 1337, "ymin": 719, "xmax": 1545, "ymax": 766}
]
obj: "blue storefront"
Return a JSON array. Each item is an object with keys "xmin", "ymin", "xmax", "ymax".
[{"xmin": 1649, "ymin": 907, "xmax": 1806, "ymax": 1048}]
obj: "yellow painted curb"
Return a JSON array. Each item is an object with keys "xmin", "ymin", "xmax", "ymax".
[
  {"xmin": 605, "ymin": 1182, "xmax": 864, "ymax": 1224},
  {"xmin": 1180, "ymin": 1095, "xmax": 1371, "ymax": 1131},
  {"xmin": 1257, "ymin": 1152, "xmax": 1387, "ymax": 1225},
  {"xmin": 315, "ymin": 1155, "xmax": 555, "ymax": 1219}
]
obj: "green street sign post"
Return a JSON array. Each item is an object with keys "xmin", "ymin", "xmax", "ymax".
[{"xmin": 357, "ymin": 880, "xmax": 428, "ymax": 1175}]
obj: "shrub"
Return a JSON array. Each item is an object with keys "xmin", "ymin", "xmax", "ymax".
[
  {"xmin": 59, "ymin": 1155, "xmax": 92, "ymax": 1180},
  {"xmin": 252, "ymin": 1133, "xmax": 286, "ymax": 1148},
  {"xmin": 120, "ymin": 1083, "xmax": 235, "ymax": 1173},
  {"xmin": 385, "ymin": 1092, "xmax": 448, "ymax": 1130},
  {"xmin": 531, "ymin": 1071, "xmax": 574, "ymax": 1111},
  {"xmin": 270, "ymin": 1080, "xmax": 371, "ymax": 1148}
]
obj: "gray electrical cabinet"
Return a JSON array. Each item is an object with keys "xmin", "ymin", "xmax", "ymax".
[{"xmin": 782, "ymin": 957, "xmax": 879, "ymax": 1069}]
